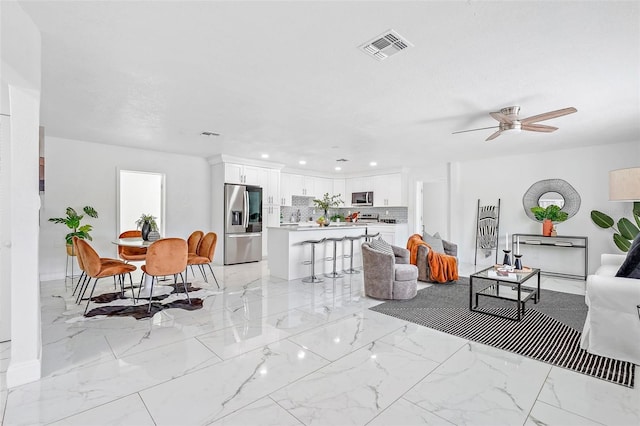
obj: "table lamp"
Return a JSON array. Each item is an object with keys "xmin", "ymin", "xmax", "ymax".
[{"xmin": 609, "ymin": 167, "xmax": 640, "ymax": 201}]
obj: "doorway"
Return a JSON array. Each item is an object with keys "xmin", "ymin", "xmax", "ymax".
[{"xmin": 117, "ymin": 170, "xmax": 165, "ymax": 236}]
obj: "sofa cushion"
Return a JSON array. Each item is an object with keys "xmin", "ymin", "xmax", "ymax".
[
  {"xmin": 394, "ymin": 263, "xmax": 418, "ymax": 281},
  {"xmin": 615, "ymin": 234, "xmax": 640, "ymax": 279},
  {"xmin": 434, "ymin": 232, "xmax": 458, "ymax": 257},
  {"xmin": 422, "ymin": 232, "xmax": 445, "ymax": 254},
  {"xmin": 371, "ymin": 237, "xmax": 394, "ymax": 256}
]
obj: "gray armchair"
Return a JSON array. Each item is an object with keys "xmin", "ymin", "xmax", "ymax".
[
  {"xmin": 362, "ymin": 242, "xmax": 418, "ymax": 300},
  {"xmin": 416, "ymin": 236, "xmax": 458, "ymax": 283}
]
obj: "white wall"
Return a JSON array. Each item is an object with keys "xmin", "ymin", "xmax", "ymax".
[
  {"xmin": 445, "ymin": 141, "xmax": 640, "ymax": 274},
  {"xmin": 1, "ymin": 0, "xmax": 43, "ymax": 388},
  {"xmin": 40, "ymin": 137, "xmax": 211, "ymax": 280}
]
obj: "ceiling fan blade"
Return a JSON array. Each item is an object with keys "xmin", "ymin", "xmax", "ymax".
[
  {"xmin": 521, "ymin": 107, "xmax": 577, "ymax": 124},
  {"xmin": 522, "ymin": 123, "xmax": 558, "ymax": 133},
  {"xmin": 485, "ymin": 130, "xmax": 503, "ymax": 141},
  {"xmin": 490, "ymin": 111, "xmax": 513, "ymax": 124},
  {"xmin": 452, "ymin": 125, "xmax": 499, "ymax": 135}
]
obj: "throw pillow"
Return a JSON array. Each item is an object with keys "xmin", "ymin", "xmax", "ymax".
[
  {"xmin": 371, "ymin": 237, "xmax": 394, "ymax": 256},
  {"xmin": 434, "ymin": 232, "xmax": 457, "ymax": 257},
  {"xmin": 422, "ymin": 232, "xmax": 445, "ymax": 254},
  {"xmin": 615, "ymin": 234, "xmax": 640, "ymax": 279}
]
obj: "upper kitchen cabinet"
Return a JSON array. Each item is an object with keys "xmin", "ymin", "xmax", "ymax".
[
  {"xmin": 314, "ymin": 177, "xmax": 333, "ymax": 200},
  {"xmin": 346, "ymin": 176, "xmax": 374, "ymax": 194},
  {"xmin": 333, "ymin": 179, "xmax": 346, "ymax": 206},
  {"xmin": 224, "ymin": 163, "xmax": 261, "ymax": 185},
  {"xmin": 260, "ymin": 168, "xmax": 281, "ymax": 205},
  {"xmin": 373, "ymin": 173, "xmax": 403, "ymax": 206}
]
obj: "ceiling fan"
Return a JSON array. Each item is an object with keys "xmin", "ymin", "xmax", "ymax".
[{"xmin": 453, "ymin": 106, "xmax": 577, "ymax": 141}]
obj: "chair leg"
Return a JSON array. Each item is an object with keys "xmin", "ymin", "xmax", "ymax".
[
  {"xmin": 137, "ymin": 272, "xmax": 146, "ymax": 303},
  {"xmin": 197, "ymin": 264, "xmax": 208, "ymax": 283},
  {"xmin": 147, "ymin": 276, "xmax": 156, "ymax": 313},
  {"xmin": 206, "ymin": 263, "xmax": 219, "ymax": 288},
  {"xmin": 84, "ymin": 278, "xmax": 100, "ymax": 315},
  {"xmin": 72, "ymin": 272, "xmax": 86, "ymax": 296},
  {"xmin": 77, "ymin": 275, "xmax": 92, "ymax": 304},
  {"xmin": 74, "ymin": 273, "xmax": 88, "ymax": 301},
  {"xmin": 181, "ymin": 272, "xmax": 191, "ymax": 304}
]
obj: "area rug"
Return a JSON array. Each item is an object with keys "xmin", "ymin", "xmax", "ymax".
[
  {"xmin": 370, "ymin": 277, "xmax": 635, "ymax": 388},
  {"xmin": 84, "ymin": 282, "xmax": 205, "ymax": 320}
]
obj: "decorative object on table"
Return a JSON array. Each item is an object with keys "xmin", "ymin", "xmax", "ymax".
[
  {"xmin": 550, "ymin": 226, "xmax": 557, "ymax": 237},
  {"xmin": 135, "ymin": 213, "xmax": 158, "ymax": 241},
  {"xmin": 474, "ymin": 199, "xmax": 501, "ymax": 265},
  {"xmin": 312, "ymin": 192, "xmax": 343, "ymax": 224},
  {"xmin": 502, "ymin": 249, "xmax": 512, "ymax": 266},
  {"xmin": 514, "ymin": 254, "xmax": 523, "ymax": 270},
  {"xmin": 315, "ymin": 216, "xmax": 329, "ymax": 226},
  {"xmin": 48, "ymin": 205, "xmax": 99, "ymax": 255},
  {"xmin": 590, "ymin": 167, "xmax": 640, "ymax": 252},
  {"xmin": 530, "ymin": 204, "xmax": 568, "ymax": 236},
  {"xmin": 522, "ymin": 179, "xmax": 581, "ymax": 225},
  {"xmin": 147, "ymin": 230, "xmax": 161, "ymax": 242}
]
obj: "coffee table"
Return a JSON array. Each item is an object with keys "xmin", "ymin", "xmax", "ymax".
[{"xmin": 469, "ymin": 266, "xmax": 541, "ymax": 321}]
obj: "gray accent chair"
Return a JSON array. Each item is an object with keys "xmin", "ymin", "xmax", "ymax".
[
  {"xmin": 362, "ymin": 242, "xmax": 418, "ymax": 300},
  {"xmin": 416, "ymin": 238, "xmax": 458, "ymax": 283}
]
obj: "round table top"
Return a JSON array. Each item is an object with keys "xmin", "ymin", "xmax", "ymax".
[{"xmin": 112, "ymin": 237, "xmax": 153, "ymax": 248}]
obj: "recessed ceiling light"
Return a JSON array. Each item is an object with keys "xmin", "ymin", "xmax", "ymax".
[
  {"xmin": 370, "ymin": 161, "xmax": 377, "ymax": 166},
  {"xmin": 299, "ymin": 160, "xmax": 307, "ymax": 165},
  {"xmin": 335, "ymin": 166, "xmax": 342, "ymax": 171},
  {"xmin": 261, "ymin": 154, "xmax": 269, "ymax": 159},
  {"xmin": 200, "ymin": 131, "xmax": 220, "ymax": 136}
]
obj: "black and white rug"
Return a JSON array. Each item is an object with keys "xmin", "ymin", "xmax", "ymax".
[{"xmin": 370, "ymin": 278, "xmax": 635, "ymax": 388}]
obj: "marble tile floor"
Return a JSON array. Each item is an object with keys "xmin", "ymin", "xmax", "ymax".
[{"xmin": 1, "ymin": 261, "xmax": 638, "ymax": 425}]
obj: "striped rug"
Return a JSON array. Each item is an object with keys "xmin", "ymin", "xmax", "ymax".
[{"xmin": 370, "ymin": 281, "xmax": 635, "ymax": 388}]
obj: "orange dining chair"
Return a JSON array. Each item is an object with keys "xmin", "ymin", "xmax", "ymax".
[
  {"xmin": 118, "ymin": 230, "xmax": 147, "ymax": 262},
  {"xmin": 139, "ymin": 238, "xmax": 189, "ymax": 312},
  {"xmin": 187, "ymin": 230, "xmax": 204, "ymax": 255},
  {"xmin": 75, "ymin": 238, "xmax": 137, "ymax": 315},
  {"xmin": 72, "ymin": 236, "xmax": 125, "ymax": 301},
  {"xmin": 187, "ymin": 232, "xmax": 220, "ymax": 288}
]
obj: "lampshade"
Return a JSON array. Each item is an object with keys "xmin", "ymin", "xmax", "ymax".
[{"xmin": 609, "ymin": 167, "xmax": 640, "ymax": 201}]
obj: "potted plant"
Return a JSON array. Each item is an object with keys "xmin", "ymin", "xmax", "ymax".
[
  {"xmin": 530, "ymin": 204, "xmax": 568, "ymax": 236},
  {"xmin": 591, "ymin": 202, "xmax": 640, "ymax": 252},
  {"xmin": 135, "ymin": 213, "xmax": 158, "ymax": 241},
  {"xmin": 48, "ymin": 206, "xmax": 99, "ymax": 255},
  {"xmin": 312, "ymin": 193, "xmax": 343, "ymax": 225}
]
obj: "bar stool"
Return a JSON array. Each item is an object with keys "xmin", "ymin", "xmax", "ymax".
[
  {"xmin": 301, "ymin": 238, "xmax": 326, "ymax": 283},
  {"xmin": 325, "ymin": 236, "xmax": 345, "ymax": 278},
  {"xmin": 343, "ymin": 235, "xmax": 363, "ymax": 274}
]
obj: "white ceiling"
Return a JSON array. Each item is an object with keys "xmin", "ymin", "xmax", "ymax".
[{"xmin": 18, "ymin": 1, "xmax": 640, "ymax": 174}]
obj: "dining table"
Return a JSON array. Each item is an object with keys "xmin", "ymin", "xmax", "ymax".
[{"xmin": 111, "ymin": 237, "xmax": 173, "ymax": 298}]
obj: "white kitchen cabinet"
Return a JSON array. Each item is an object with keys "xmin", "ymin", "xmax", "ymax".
[
  {"xmin": 366, "ymin": 223, "xmax": 408, "ymax": 247},
  {"xmin": 313, "ymin": 177, "xmax": 333, "ymax": 200},
  {"xmin": 224, "ymin": 163, "xmax": 261, "ymax": 185},
  {"xmin": 333, "ymin": 179, "xmax": 346, "ymax": 206},
  {"xmin": 260, "ymin": 168, "xmax": 280, "ymax": 205},
  {"xmin": 281, "ymin": 173, "xmax": 315, "ymax": 202},
  {"xmin": 373, "ymin": 173, "xmax": 402, "ymax": 206},
  {"xmin": 280, "ymin": 173, "xmax": 292, "ymax": 206},
  {"xmin": 262, "ymin": 205, "xmax": 281, "ymax": 256}
]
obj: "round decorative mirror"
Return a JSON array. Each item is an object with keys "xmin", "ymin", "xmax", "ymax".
[
  {"xmin": 538, "ymin": 191, "xmax": 565, "ymax": 209},
  {"xmin": 523, "ymin": 179, "xmax": 580, "ymax": 222}
]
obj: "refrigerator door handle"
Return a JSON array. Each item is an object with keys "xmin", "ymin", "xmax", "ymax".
[
  {"xmin": 243, "ymin": 190, "xmax": 249, "ymax": 228},
  {"xmin": 228, "ymin": 233, "xmax": 261, "ymax": 238}
]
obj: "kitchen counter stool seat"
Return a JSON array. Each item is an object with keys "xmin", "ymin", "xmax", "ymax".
[{"xmin": 301, "ymin": 238, "xmax": 326, "ymax": 283}]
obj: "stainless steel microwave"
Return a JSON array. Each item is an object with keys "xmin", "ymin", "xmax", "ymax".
[{"xmin": 352, "ymin": 191, "xmax": 373, "ymax": 206}]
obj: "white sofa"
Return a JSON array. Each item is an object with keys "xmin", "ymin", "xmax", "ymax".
[{"xmin": 580, "ymin": 253, "xmax": 640, "ymax": 365}]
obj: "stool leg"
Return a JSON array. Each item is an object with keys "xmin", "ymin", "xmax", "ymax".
[
  {"xmin": 302, "ymin": 243, "xmax": 324, "ymax": 283},
  {"xmin": 326, "ymin": 240, "xmax": 343, "ymax": 278},
  {"xmin": 344, "ymin": 239, "xmax": 360, "ymax": 274}
]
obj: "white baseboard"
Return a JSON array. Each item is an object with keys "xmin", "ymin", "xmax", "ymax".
[{"xmin": 7, "ymin": 358, "xmax": 41, "ymax": 388}]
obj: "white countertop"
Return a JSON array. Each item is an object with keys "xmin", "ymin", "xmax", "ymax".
[{"xmin": 270, "ymin": 223, "xmax": 367, "ymax": 231}]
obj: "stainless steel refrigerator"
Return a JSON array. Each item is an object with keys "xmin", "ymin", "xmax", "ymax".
[{"xmin": 224, "ymin": 183, "xmax": 263, "ymax": 265}]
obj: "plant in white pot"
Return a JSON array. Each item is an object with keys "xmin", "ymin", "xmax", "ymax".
[{"xmin": 48, "ymin": 206, "xmax": 99, "ymax": 255}]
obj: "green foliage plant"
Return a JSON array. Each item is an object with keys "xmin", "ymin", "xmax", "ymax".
[
  {"xmin": 313, "ymin": 193, "xmax": 343, "ymax": 220},
  {"xmin": 135, "ymin": 213, "xmax": 158, "ymax": 231},
  {"xmin": 591, "ymin": 202, "xmax": 640, "ymax": 252},
  {"xmin": 530, "ymin": 204, "xmax": 569, "ymax": 222},
  {"xmin": 48, "ymin": 206, "xmax": 99, "ymax": 245}
]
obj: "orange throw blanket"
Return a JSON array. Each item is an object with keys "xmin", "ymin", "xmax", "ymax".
[{"xmin": 407, "ymin": 234, "xmax": 458, "ymax": 283}]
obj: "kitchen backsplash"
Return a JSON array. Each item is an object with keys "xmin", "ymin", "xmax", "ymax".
[{"xmin": 280, "ymin": 196, "xmax": 408, "ymax": 223}]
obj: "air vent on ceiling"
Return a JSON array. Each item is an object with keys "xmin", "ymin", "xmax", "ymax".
[
  {"xmin": 200, "ymin": 131, "xmax": 220, "ymax": 136},
  {"xmin": 336, "ymin": 158, "xmax": 349, "ymax": 162},
  {"xmin": 359, "ymin": 29, "xmax": 413, "ymax": 61}
]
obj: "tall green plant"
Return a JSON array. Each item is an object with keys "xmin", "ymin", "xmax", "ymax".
[
  {"xmin": 590, "ymin": 201, "xmax": 640, "ymax": 252},
  {"xmin": 530, "ymin": 204, "xmax": 568, "ymax": 222},
  {"xmin": 48, "ymin": 206, "xmax": 99, "ymax": 245}
]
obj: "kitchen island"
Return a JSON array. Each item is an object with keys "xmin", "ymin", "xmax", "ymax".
[{"xmin": 267, "ymin": 224, "xmax": 368, "ymax": 280}]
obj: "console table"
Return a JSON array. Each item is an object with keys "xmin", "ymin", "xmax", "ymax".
[{"xmin": 512, "ymin": 234, "xmax": 588, "ymax": 280}]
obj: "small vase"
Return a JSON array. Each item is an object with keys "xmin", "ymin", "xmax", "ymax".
[
  {"xmin": 141, "ymin": 221, "xmax": 151, "ymax": 241},
  {"xmin": 542, "ymin": 219, "xmax": 553, "ymax": 236}
]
